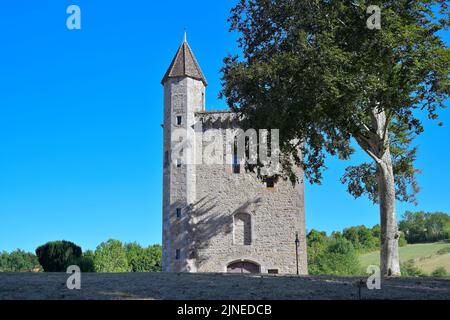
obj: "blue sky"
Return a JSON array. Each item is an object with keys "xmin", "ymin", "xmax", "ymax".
[{"xmin": 0, "ymin": 1, "xmax": 448, "ymax": 253}]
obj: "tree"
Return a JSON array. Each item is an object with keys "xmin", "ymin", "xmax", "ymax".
[
  {"xmin": 425, "ymin": 212, "xmax": 450, "ymax": 241},
  {"xmin": 0, "ymin": 250, "xmax": 41, "ymax": 272},
  {"xmin": 35, "ymin": 241, "xmax": 82, "ymax": 272},
  {"xmin": 399, "ymin": 211, "xmax": 450, "ymax": 243},
  {"xmin": 307, "ymin": 229, "xmax": 329, "ymax": 274},
  {"xmin": 79, "ymin": 250, "xmax": 96, "ymax": 273},
  {"xmin": 125, "ymin": 243, "xmax": 162, "ymax": 272},
  {"xmin": 221, "ymin": 0, "xmax": 449, "ymax": 276},
  {"xmin": 94, "ymin": 239, "xmax": 130, "ymax": 273},
  {"xmin": 0, "ymin": 252, "xmax": 8, "ymax": 272},
  {"xmin": 343, "ymin": 225, "xmax": 379, "ymax": 252},
  {"xmin": 308, "ymin": 234, "xmax": 361, "ymax": 275},
  {"xmin": 145, "ymin": 244, "xmax": 162, "ymax": 272}
]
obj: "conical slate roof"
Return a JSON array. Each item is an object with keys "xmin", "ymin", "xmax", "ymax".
[{"xmin": 161, "ymin": 39, "xmax": 208, "ymax": 86}]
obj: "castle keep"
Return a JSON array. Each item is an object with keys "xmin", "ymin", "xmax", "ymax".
[{"xmin": 161, "ymin": 37, "xmax": 307, "ymax": 274}]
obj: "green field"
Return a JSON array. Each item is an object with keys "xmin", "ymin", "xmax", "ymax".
[{"xmin": 359, "ymin": 242, "xmax": 450, "ymax": 274}]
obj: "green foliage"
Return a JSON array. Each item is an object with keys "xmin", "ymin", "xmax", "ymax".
[
  {"xmin": 0, "ymin": 250, "xmax": 41, "ymax": 272},
  {"xmin": 399, "ymin": 211, "xmax": 450, "ymax": 243},
  {"xmin": 307, "ymin": 231, "xmax": 361, "ymax": 275},
  {"xmin": 79, "ymin": 250, "xmax": 96, "ymax": 273},
  {"xmin": 398, "ymin": 232, "xmax": 408, "ymax": 247},
  {"xmin": 125, "ymin": 243, "xmax": 162, "ymax": 272},
  {"xmin": 221, "ymin": 0, "xmax": 449, "ymax": 201},
  {"xmin": 145, "ymin": 244, "xmax": 162, "ymax": 272},
  {"xmin": 2, "ymin": 240, "xmax": 162, "ymax": 273},
  {"xmin": 35, "ymin": 241, "xmax": 82, "ymax": 272},
  {"xmin": 94, "ymin": 239, "xmax": 131, "ymax": 273},
  {"xmin": 342, "ymin": 225, "xmax": 380, "ymax": 253},
  {"xmin": 400, "ymin": 260, "xmax": 426, "ymax": 277},
  {"xmin": 222, "ymin": 0, "xmax": 449, "ymax": 276},
  {"xmin": 431, "ymin": 267, "xmax": 448, "ymax": 278}
]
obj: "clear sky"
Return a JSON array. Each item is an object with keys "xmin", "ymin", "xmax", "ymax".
[{"xmin": 0, "ymin": 1, "xmax": 449, "ymax": 253}]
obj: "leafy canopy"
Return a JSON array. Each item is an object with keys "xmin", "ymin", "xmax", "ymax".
[{"xmin": 221, "ymin": 0, "xmax": 449, "ymax": 202}]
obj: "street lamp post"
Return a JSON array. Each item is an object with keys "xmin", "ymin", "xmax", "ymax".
[{"xmin": 295, "ymin": 232, "xmax": 300, "ymax": 275}]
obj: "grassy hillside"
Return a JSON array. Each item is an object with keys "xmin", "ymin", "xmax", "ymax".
[{"xmin": 359, "ymin": 242, "xmax": 450, "ymax": 274}]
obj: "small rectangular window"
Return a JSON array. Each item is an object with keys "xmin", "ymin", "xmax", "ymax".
[
  {"xmin": 177, "ymin": 159, "xmax": 182, "ymax": 168},
  {"xmin": 175, "ymin": 249, "xmax": 180, "ymax": 260},
  {"xmin": 176, "ymin": 208, "xmax": 182, "ymax": 219},
  {"xmin": 268, "ymin": 269, "xmax": 279, "ymax": 275},
  {"xmin": 164, "ymin": 151, "xmax": 169, "ymax": 168},
  {"xmin": 176, "ymin": 116, "xmax": 182, "ymax": 126},
  {"xmin": 266, "ymin": 177, "xmax": 275, "ymax": 188}
]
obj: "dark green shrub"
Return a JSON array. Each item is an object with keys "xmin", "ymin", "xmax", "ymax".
[{"xmin": 35, "ymin": 241, "xmax": 82, "ymax": 272}]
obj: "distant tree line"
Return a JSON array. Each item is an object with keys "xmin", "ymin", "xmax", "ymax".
[
  {"xmin": 307, "ymin": 211, "xmax": 449, "ymax": 276},
  {"xmin": 0, "ymin": 240, "xmax": 162, "ymax": 273},
  {"xmin": 0, "ymin": 250, "xmax": 41, "ymax": 272},
  {"xmin": 398, "ymin": 211, "xmax": 450, "ymax": 244},
  {"xmin": 2, "ymin": 211, "xmax": 448, "ymax": 274}
]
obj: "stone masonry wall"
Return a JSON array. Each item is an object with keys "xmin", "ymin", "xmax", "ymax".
[{"xmin": 190, "ymin": 112, "xmax": 308, "ymax": 275}]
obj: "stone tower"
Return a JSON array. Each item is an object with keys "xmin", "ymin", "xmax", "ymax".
[
  {"xmin": 161, "ymin": 35, "xmax": 206, "ymax": 272},
  {"xmin": 161, "ymin": 36, "xmax": 308, "ymax": 275}
]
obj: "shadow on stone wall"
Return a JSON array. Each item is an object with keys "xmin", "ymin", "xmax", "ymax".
[{"xmin": 187, "ymin": 196, "xmax": 262, "ymax": 269}]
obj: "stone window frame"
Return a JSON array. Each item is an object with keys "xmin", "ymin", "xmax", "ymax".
[{"xmin": 232, "ymin": 212, "xmax": 254, "ymax": 246}]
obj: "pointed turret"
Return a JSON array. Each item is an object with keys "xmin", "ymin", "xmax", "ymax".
[{"xmin": 161, "ymin": 37, "xmax": 207, "ymax": 86}]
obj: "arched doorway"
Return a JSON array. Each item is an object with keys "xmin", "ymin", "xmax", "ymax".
[{"xmin": 227, "ymin": 260, "xmax": 260, "ymax": 274}]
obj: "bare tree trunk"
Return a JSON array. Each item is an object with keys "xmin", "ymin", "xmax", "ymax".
[
  {"xmin": 377, "ymin": 146, "xmax": 401, "ymax": 277},
  {"xmin": 355, "ymin": 107, "xmax": 401, "ymax": 277}
]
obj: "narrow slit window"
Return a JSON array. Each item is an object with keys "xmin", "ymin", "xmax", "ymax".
[
  {"xmin": 233, "ymin": 137, "xmax": 240, "ymax": 174},
  {"xmin": 164, "ymin": 151, "xmax": 169, "ymax": 168},
  {"xmin": 176, "ymin": 116, "xmax": 182, "ymax": 126},
  {"xmin": 176, "ymin": 208, "xmax": 182, "ymax": 219}
]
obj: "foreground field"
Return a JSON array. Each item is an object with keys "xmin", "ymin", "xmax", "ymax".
[
  {"xmin": 359, "ymin": 242, "xmax": 450, "ymax": 274},
  {"xmin": 0, "ymin": 273, "xmax": 449, "ymax": 300}
]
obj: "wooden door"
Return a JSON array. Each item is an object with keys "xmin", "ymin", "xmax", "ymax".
[{"xmin": 227, "ymin": 261, "xmax": 260, "ymax": 274}]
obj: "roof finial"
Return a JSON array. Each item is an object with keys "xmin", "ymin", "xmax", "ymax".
[{"xmin": 183, "ymin": 29, "xmax": 187, "ymax": 42}]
